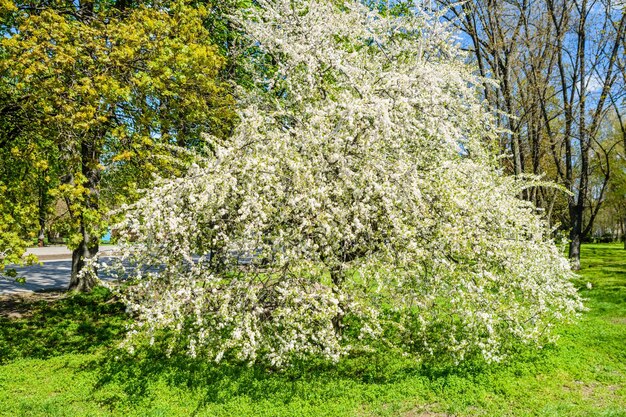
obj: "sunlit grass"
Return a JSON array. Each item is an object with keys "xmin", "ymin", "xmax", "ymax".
[{"xmin": 0, "ymin": 244, "xmax": 624, "ymax": 416}]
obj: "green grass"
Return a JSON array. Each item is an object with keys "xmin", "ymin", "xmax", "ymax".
[{"xmin": 0, "ymin": 244, "xmax": 624, "ymax": 416}]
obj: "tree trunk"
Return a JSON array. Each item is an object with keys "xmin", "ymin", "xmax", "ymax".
[
  {"xmin": 568, "ymin": 235, "xmax": 582, "ymax": 271},
  {"xmin": 37, "ymin": 170, "xmax": 49, "ymax": 247},
  {"xmin": 37, "ymin": 227, "xmax": 45, "ymax": 247},
  {"xmin": 37, "ymin": 203, "xmax": 46, "ymax": 247},
  {"xmin": 68, "ymin": 138, "xmax": 101, "ymax": 292},
  {"xmin": 69, "ymin": 220, "xmax": 99, "ymax": 291},
  {"xmin": 568, "ymin": 203, "xmax": 583, "ymax": 270}
]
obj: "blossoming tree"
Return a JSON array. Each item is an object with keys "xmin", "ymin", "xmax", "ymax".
[{"xmin": 101, "ymin": 0, "xmax": 583, "ymax": 366}]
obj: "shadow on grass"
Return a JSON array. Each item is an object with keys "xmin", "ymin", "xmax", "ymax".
[
  {"xmin": 1, "ymin": 244, "xmax": 623, "ymax": 413},
  {"xmin": 0, "ymin": 287, "xmax": 128, "ymax": 362},
  {"xmin": 85, "ymin": 257, "xmax": 626, "ymax": 413},
  {"xmin": 86, "ymin": 338, "xmax": 558, "ymax": 414},
  {"xmin": 0, "ymin": 286, "xmax": 534, "ymax": 412}
]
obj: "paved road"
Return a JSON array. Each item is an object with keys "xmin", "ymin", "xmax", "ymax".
[
  {"xmin": 1, "ymin": 246, "xmax": 251, "ymax": 295},
  {"xmin": 1, "ymin": 259, "xmax": 75, "ymax": 294},
  {"xmin": 1, "ymin": 246, "xmax": 119, "ymax": 294}
]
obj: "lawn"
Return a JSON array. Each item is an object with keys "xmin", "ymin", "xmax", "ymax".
[{"xmin": 0, "ymin": 243, "xmax": 624, "ymax": 416}]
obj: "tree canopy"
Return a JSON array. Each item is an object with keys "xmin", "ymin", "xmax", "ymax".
[
  {"xmin": 0, "ymin": 0, "xmax": 236, "ymax": 286},
  {"xmin": 95, "ymin": 0, "xmax": 583, "ymax": 367}
]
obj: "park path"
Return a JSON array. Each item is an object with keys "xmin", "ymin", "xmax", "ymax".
[{"xmin": 1, "ymin": 246, "xmax": 119, "ymax": 294}]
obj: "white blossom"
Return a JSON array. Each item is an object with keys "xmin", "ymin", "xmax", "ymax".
[{"xmin": 96, "ymin": 0, "xmax": 583, "ymax": 367}]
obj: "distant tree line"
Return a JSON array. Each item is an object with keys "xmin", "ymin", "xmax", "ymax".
[{"xmin": 437, "ymin": 0, "xmax": 626, "ymax": 266}]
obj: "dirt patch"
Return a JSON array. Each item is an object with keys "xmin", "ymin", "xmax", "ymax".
[
  {"xmin": 403, "ymin": 411, "xmax": 453, "ymax": 417},
  {"xmin": 581, "ymin": 383, "xmax": 595, "ymax": 398},
  {"xmin": 0, "ymin": 291, "xmax": 67, "ymax": 319},
  {"xmin": 402, "ymin": 406, "xmax": 455, "ymax": 417}
]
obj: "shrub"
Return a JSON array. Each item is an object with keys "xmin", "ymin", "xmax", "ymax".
[{"xmin": 94, "ymin": 0, "xmax": 583, "ymax": 368}]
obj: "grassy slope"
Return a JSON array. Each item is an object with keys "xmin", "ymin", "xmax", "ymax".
[{"xmin": 0, "ymin": 244, "xmax": 624, "ymax": 416}]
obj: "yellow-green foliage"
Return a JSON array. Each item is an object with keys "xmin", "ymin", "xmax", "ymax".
[
  {"xmin": 3, "ymin": 2, "xmax": 232, "ymax": 138},
  {"xmin": 0, "ymin": 0, "xmax": 235, "ymax": 260},
  {"xmin": 0, "ymin": 121, "xmax": 51, "ymax": 271}
]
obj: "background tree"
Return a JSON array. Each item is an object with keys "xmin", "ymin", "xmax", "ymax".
[
  {"xmin": 0, "ymin": 0, "xmax": 235, "ymax": 290},
  {"xmin": 589, "ymin": 114, "xmax": 626, "ymax": 245},
  {"xmin": 0, "ymin": 56, "xmax": 57, "ymax": 276},
  {"xmin": 438, "ymin": 0, "xmax": 626, "ymax": 269}
]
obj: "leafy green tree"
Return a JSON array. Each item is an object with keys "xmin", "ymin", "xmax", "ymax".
[
  {"xmin": 0, "ymin": 68, "xmax": 56, "ymax": 276},
  {"xmin": 588, "ymin": 118, "xmax": 626, "ymax": 246},
  {"xmin": 0, "ymin": 0, "xmax": 235, "ymax": 290}
]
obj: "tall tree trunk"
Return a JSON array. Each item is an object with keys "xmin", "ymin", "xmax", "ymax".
[
  {"xmin": 37, "ymin": 170, "xmax": 48, "ymax": 247},
  {"xmin": 568, "ymin": 7, "xmax": 626, "ymax": 267},
  {"xmin": 567, "ymin": 0, "xmax": 587, "ymax": 270},
  {"xmin": 69, "ymin": 217, "xmax": 99, "ymax": 291},
  {"xmin": 568, "ymin": 206, "xmax": 583, "ymax": 270},
  {"xmin": 68, "ymin": 139, "xmax": 101, "ymax": 292}
]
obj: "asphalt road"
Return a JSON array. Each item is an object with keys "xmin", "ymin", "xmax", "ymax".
[
  {"xmin": 1, "ymin": 259, "xmax": 75, "ymax": 294},
  {"xmin": 1, "ymin": 246, "xmax": 119, "ymax": 294},
  {"xmin": 1, "ymin": 245, "xmax": 253, "ymax": 295}
]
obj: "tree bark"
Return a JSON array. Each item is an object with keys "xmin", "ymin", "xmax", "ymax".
[
  {"xmin": 568, "ymin": 231, "xmax": 582, "ymax": 270},
  {"xmin": 37, "ymin": 171, "xmax": 48, "ymax": 247},
  {"xmin": 69, "ymin": 219, "xmax": 99, "ymax": 291},
  {"xmin": 68, "ymin": 138, "xmax": 101, "ymax": 292},
  {"xmin": 568, "ymin": 206, "xmax": 583, "ymax": 270}
]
